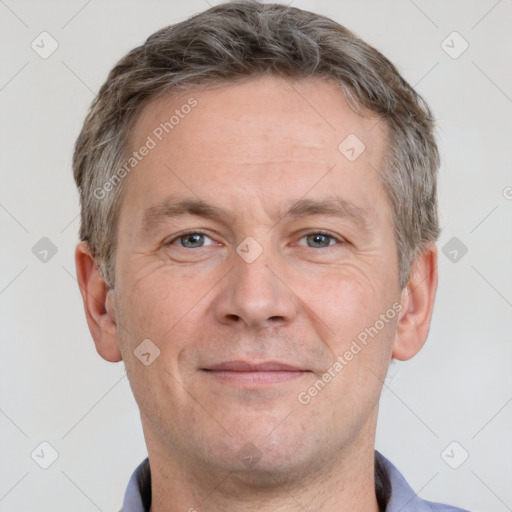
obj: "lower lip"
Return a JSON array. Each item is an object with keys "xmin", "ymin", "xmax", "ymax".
[{"xmin": 203, "ymin": 370, "xmax": 308, "ymax": 385}]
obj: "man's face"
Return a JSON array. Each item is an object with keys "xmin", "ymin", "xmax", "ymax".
[{"xmin": 112, "ymin": 76, "xmax": 403, "ymax": 481}]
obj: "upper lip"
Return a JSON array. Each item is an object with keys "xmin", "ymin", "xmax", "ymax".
[{"xmin": 204, "ymin": 360, "xmax": 306, "ymax": 372}]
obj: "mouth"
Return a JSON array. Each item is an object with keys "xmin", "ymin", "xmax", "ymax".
[{"xmin": 201, "ymin": 360, "xmax": 310, "ymax": 386}]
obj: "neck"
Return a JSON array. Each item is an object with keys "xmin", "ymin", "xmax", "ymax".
[{"xmin": 146, "ymin": 430, "xmax": 380, "ymax": 512}]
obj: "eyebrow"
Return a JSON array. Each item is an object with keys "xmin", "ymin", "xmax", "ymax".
[
  {"xmin": 141, "ymin": 198, "xmax": 234, "ymax": 234},
  {"xmin": 140, "ymin": 196, "xmax": 371, "ymax": 234},
  {"xmin": 284, "ymin": 198, "xmax": 371, "ymax": 231}
]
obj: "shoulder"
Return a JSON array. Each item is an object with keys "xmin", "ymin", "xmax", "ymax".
[
  {"xmin": 423, "ymin": 501, "xmax": 471, "ymax": 512},
  {"xmin": 376, "ymin": 452, "xmax": 471, "ymax": 512},
  {"xmin": 120, "ymin": 458, "xmax": 151, "ymax": 512}
]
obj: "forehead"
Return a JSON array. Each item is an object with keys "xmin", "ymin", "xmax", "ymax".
[
  {"xmin": 122, "ymin": 76, "xmax": 390, "ymax": 221},
  {"xmin": 131, "ymin": 75, "xmax": 385, "ymax": 157}
]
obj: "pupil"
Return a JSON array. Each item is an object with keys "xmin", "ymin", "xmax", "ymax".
[
  {"xmin": 183, "ymin": 234, "xmax": 203, "ymax": 247},
  {"xmin": 309, "ymin": 234, "xmax": 330, "ymax": 247}
]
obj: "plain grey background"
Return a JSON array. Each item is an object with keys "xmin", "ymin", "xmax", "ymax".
[{"xmin": 1, "ymin": 1, "xmax": 511, "ymax": 511}]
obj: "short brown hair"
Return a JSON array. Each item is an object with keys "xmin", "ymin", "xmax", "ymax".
[{"xmin": 73, "ymin": 0, "xmax": 440, "ymax": 288}]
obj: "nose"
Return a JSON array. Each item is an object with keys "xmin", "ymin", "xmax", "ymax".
[{"xmin": 212, "ymin": 246, "xmax": 299, "ymax": 330}]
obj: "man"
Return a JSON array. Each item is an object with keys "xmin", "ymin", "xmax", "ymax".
[{"xmin": 73, "ymin": 2, "xmax": 469, "ymax": 511}]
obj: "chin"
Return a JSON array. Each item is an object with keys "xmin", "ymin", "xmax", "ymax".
[
  {"xmin": 201, "ymin": 427, "xmax": 328, "ymax": 491},
  {"xmin": 227, "ymin": 451, "xmax": 311, "ymax": 490}
]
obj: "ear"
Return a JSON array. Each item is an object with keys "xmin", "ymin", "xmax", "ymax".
[
  {"xmin": 75, "ymin": 241, "xmax": 122, "ymax": 362},
  {"xmin": 392, "ymin": 243, "xmax": 438, "ymax": 361}
]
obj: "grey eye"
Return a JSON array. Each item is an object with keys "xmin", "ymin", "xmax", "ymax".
[
  {"xmin": 179, "ymin": 233, "xmax": 206, "ymax": 248},
  {"xmin": 305, "ymin": 233, "xmax": 335, "ymax": 248}
]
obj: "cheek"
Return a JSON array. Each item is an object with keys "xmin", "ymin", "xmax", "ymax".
[
  {"xmin": 296, "ymin": 265, "xmax": 399, "ymax": 401},
  {"xmin": 115, "ymin": 268, "xmax": 222, "ymax": 383},
  {"xmin": 299, "ymin": 262, "xmax": 397, "ymax": 338},
  {"xmin": 297, "ymin": 312, "xmax": 397, "ymax": 425},
  {"xmin": 115, "ymin": 273, "xmax": 207, "ymax": 421},
  {"xmin": 118, "ymin": 268, "xmax": 198, "ymax": 339}
]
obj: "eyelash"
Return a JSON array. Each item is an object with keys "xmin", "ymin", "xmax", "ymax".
[
  {"xmin": 166, "ymin": 230, "xmax": 345, "ymax": 248},
  {"xmin": 297, "ymin": 231, "xmax": 344, "ymax": 247},
  {"xmin": 168, "ymin": 230, "xmax": 216, "ymax": 247}
]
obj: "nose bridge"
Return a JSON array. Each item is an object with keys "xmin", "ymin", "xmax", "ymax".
[{"xmin": 214, "ymin": 243, "xmax": 297, "ymax": 328}]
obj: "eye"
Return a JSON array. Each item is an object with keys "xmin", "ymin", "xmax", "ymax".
[
  {"xmin": 298, "ymin": 232, "xmax": 341, "ymax": 248},
  {"xmin": 171, "ymin": 232, "xmax": 217, "ymax": 248}
]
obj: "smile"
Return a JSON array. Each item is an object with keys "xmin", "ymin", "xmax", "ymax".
[{"xmin": 202, "ymin": 361, "xmax": 311, "ymax": 386}]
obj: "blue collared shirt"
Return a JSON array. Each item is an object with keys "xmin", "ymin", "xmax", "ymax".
[{"xmin": 120, "ymin": 452, "xmax": 470, "ymax": 511}]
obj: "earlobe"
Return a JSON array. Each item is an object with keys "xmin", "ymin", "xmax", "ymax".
[
  {"xmin": 75, "ymin": 242, "xmax": 122, "ymax": 362},
  {"xmin": 392, "ymin": 243, "xmax": 438, "ymax": 361}
]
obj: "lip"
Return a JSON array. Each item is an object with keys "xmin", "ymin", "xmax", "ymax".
[
  {"xmin": 202, "ymin": 360, "xmax": 310, "ymax": 386},
  {"xmin": 206, "ymin": 360, "xmax": 304, "ymax": 372}
]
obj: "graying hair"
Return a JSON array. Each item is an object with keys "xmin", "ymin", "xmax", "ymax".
[{"xmin": 73, "ymin": 0, "xmax": 440, "ymax": 289}]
